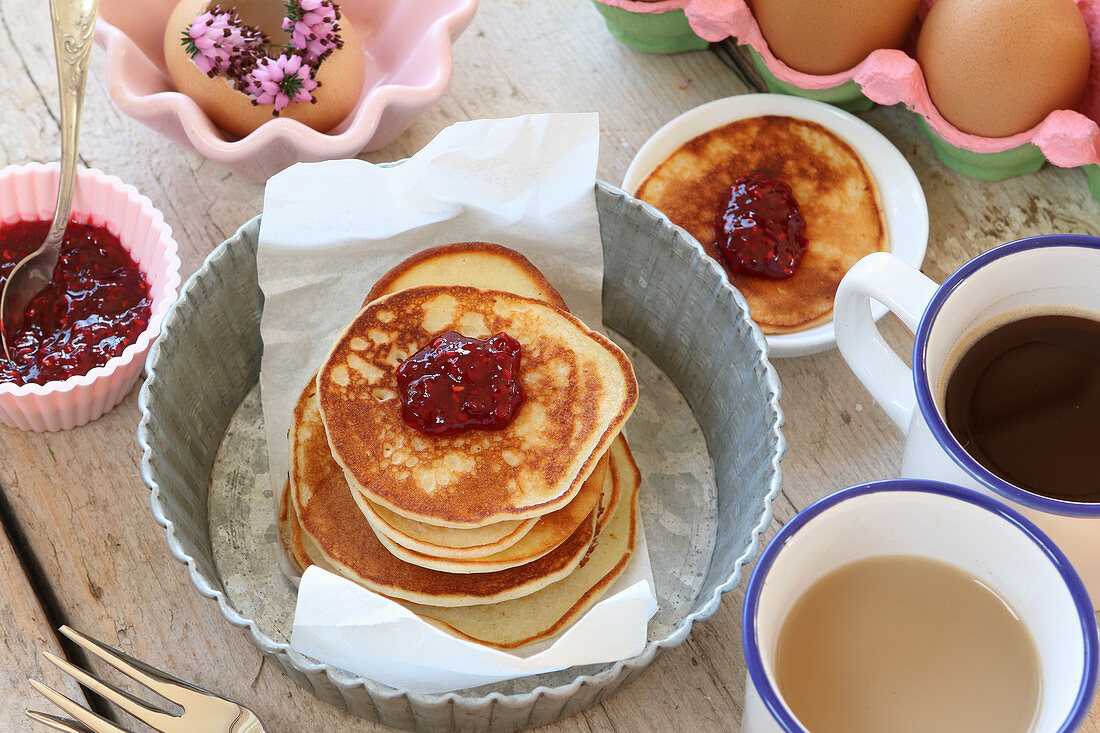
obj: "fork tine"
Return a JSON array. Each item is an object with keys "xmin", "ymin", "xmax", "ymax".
[
  {"xmin": 28, "ymin": 680, "xmax": 130, "ymax": 733},
  {"xmin": 42, "ymin": 650, "xmax": 177, "ymax": 731},
  {"xmin": 58, "ymin": 626, "xmax": 205, "ymax": 707},
  {"xmin": 26, "ymin": 710, "xmax": 98, "ymax": 733}
]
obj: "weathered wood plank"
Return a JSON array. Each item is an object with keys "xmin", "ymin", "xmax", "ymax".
[{"xmin": 0, "ymin": 492, "xmax": 90, "ymax": 732}]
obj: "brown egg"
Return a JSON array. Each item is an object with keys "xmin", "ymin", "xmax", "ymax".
[
  {"xmin": 749, "ymin": 0, "xmax": 919, "ymax": 75},
  {"xmin": 163, "ymin": 0, "xmax": 365, "ymax": 138},
  {"xmin": 917, "ymin": 0, "xmax": 1091, "ymax": 138}
]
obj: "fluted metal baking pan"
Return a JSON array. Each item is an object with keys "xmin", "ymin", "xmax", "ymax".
[{"xmin": 137, "ymin": 181, "xmax": 785, "ymax": 731}]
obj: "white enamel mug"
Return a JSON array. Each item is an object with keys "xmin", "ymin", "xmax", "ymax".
[
  {"xmin": 741, "ymin": 479, "xmax": 1098, "ymax": 733},
  {"xmin": 834, "ymin": 235, "xmax": 1100, "ymax": 605}
]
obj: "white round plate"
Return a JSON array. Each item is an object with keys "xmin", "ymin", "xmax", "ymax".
[{"xmin": 622, "ymin": 93, "xmax": 929, "ymax": 358}]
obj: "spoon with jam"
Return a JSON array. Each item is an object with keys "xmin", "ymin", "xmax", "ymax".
[{"xmin": 0, "ymin": 0, "xmax": 100, "ymax": 363}]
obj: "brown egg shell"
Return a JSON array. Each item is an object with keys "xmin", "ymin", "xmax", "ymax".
[
  {"xmin": 748, "ymin": 0, "xmax": 920, "ymax": 75},
  {"xmin": 916, "ymin": 0, "xmax": 1092, "ymax": 138},
  {"xmin": 163, "ymin": 0, "xmax": 365, "ymax": 139}
]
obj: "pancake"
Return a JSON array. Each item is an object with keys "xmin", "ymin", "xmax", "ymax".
[
  {"xmin": 363, "ymin": 242, "xmax": 569, "ymax": 312},
  {"xmin": 279, "ymin": 479, "xmax": 309, "ymax": 575},
  {"xmin": 284, "ymin": 429, "xmax": 641, "ymax": 650},
  {"xmin": 634, "ymin": 114, "xmax": 886, "ymax": 333},
  {"xmin": 290, "ymin": 379, "xmax": 598, "ymax": 606},
  {"xmin": 360, "ymin": 451, "xmax": 610, "ymax": 573},
  {"xmin": 317, "ymin": 285, "xmax": 637, "ymax": 527},
  {"xmin": 362, "ymin": 499, "xmax": 538, "ymax": 558},
  {"xmin": 343, "ymin": 241, "xmax": 569, "ymax": 557},
  {"xmin": 593, "ymin": 437, "xmax": 624, "ymax": 536},
  {"xmin": 410, "ymin": 436, "xmax": 641, "ymax": 649},
  {"xmin": 294, "ymin": 370, "xmax": 539, "ymax": 557}
]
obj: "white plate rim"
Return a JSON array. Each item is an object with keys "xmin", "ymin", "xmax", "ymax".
[{"xmin": 622, "ymin": 93, "xmax": 929, "ymax": 358}]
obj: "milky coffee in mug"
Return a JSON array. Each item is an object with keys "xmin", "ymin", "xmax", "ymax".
[
  {"xmin": 774, "ymin": 554, "xmax": 1041, "ymax": 733},
  {"xmin": 740, "ymin": 480, "xmax": 1098, "ymax": 733}
]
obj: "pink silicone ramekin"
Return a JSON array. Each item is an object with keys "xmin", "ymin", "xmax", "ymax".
[{"xmin": 0, "ymin": 164, "xmax": 181, "ymax": 432}]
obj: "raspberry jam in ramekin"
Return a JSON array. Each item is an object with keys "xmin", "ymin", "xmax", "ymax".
[{"xmin": 0, "ymin": 219, "xmax": 152, "ymax": 386}]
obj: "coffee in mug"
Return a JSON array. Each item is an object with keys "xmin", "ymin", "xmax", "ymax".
[{"xmin": 942, "ymin": 312, "xmax": 1100, "ymax": 502}]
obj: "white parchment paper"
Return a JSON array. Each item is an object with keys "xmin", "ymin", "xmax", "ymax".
[
  {"xmin": 292, "ymin": 566, "xmax": 656, "ymax": 694},
  {"xmin": 255, "ymin": 113, "xmax": 657, "ymax": 693}
]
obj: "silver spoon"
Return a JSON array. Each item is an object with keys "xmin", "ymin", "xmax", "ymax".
[{"xmin": 0, "ymin": 0, "xmax": 100, "ymax": 364}]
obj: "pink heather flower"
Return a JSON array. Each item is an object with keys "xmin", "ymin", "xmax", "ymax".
[
  {"xmin": 182, "ymin": 5, "xmax": 265, "ymax": 75},
  {"xmin": 283, "ymin": 0, "xmax": 344, "ymax": 64},
  {"xmin": 242, "ymin": 53, "xmax": 319, "ymax": 114}
]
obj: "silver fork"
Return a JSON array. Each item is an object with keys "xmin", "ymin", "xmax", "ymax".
[{"xmin": 28, "ymin": 626, "xmax": 268, "ymax": 733}]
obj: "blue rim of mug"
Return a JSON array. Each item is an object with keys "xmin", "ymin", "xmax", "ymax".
[
  {"xmin": 913, "ymin": 234, "xmax": 1100, "ymax": 518},
  {"xmin": 742, "ymin": 478, "xmax": 1099, "ymax": 733}
]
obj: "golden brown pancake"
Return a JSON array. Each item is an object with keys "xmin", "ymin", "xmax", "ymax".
[
  {"xmin": 410, "ymin": 437, "xmax": 641, "ymax": 649},
  {"xmin": 634, "ymin": 115, "xmax": 886, "ymax": 333},
  {"xmin": 284, "ymin": 432, "xmax": 641, "ymax": 650},
  {"xmin": 343, "ymin": 241, "xmax": 570, "ymax": 558},
  {"xmin": 290, "ymin": 380, "xmax": 598, "ymax": 606},
  {"xmin": 593, "ymin": 437, "xmax": 624, "ymax": 536},
  {"xmin": 362, "ymin": 499, "xmax": 538, "ymax": 558},
  {"xmin": 317, "ymin": 285, "xmax": 637, "ymax": 527},
  {"xmin": 293, "ymin": 371, "xmax": 540, "ymax": 557},
  {"xmin": 360, "ymin": 452, "xmax": 609, "ymax": 573},
  {"xmin": 363, "ymin": 242, "xmax": 569, "ymax": 312},
  {"xmin": 279, "ymin": 480, "xmax": 309, "ymax": 575},
  {"xmin": 278, "ymin": 240, "xmax": 646, "ymax": 645}
]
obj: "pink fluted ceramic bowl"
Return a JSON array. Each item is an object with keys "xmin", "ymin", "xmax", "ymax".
[
  {"xmin": 94, "ymin": 0, "xmax": 478, "ymax": 183},
  {"xmin": 0, "ymin": 164, "xmax": 180, "ymax": 432}
]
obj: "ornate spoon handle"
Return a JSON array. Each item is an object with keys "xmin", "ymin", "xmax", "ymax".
[
  {"xmin": 47, "ymin": 0, "xmax": 100, "ymax": 256},
  {"xmin": 0, "ymin": 0, "xmax": 99, "ymax": 362}
]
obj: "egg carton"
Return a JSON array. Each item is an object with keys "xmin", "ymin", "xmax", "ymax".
[
  {"xmin": 589, "ymin": 1, "xmax": 708, "ymax": 54},
  {"xmin": 593, "ymin": 0, "xmax": 1100, "ymax": 201}
]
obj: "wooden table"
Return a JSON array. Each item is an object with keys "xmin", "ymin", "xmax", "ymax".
[{"xmin": 0, "ymin": 1, "xmax": 1097, "ymax": 731}]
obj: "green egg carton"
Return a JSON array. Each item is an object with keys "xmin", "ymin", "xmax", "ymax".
[
  {"xmin": 914, "ymin": 117, "xmax": 1047, "ymax": 182},
  {"xmin": 744, "ymin": 46, "xmax": 873, "ymax": 113},
  {"xmin": 1086, "ymin": 165, "xmax": 1100, "ymax": 201},
  {"xmin": 591, "ymin": 2, "xmax": 710, "ymax": 55},
  {"xmin": 600, "ymin": 3, "xmax": 1100, "ymax": 200}
]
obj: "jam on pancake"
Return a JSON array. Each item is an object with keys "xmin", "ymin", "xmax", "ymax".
[
  {"xmin": 714, "ymin": 174, "xmax": 808, "ymax": 280},
  {"xmin": 396, "ymin": 330, "xmax": 524, "ymax": 435}
]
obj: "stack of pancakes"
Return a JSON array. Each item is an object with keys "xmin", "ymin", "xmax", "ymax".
[{"xmin": 280, "ymin": 242, "xmax": 641, "ymax": 649}]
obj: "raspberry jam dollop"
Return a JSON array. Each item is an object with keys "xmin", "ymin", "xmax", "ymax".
[
  {"xmin": 396, "ymin": 330, "xmax": 525, "ymax": 435},
  {"xmin": 713, "ymin": 174, "xmax": 808, "ymax": 279},
  {"xmin": 0, "ymin": 219, "xmax": 152, "ymax": 386}
]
